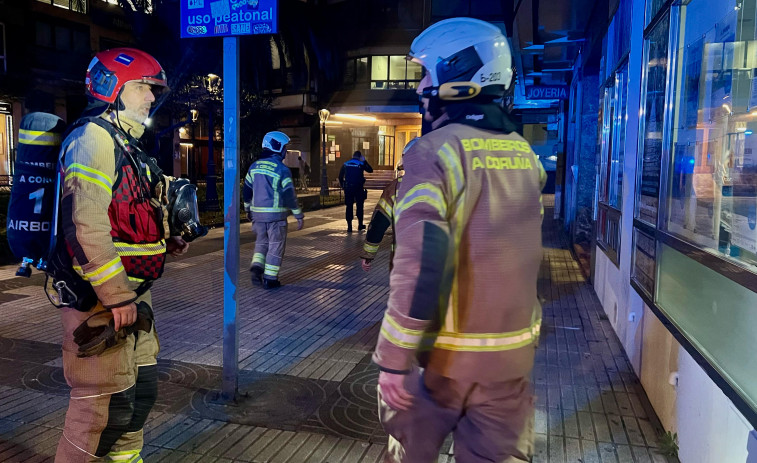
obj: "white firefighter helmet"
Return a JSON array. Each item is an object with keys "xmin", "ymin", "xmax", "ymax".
[
  {"xmin": 408, "ymin": 17, "xmax": 513, "ymax": 100},
  {"xmin": 262, "ymin": 131, "xmax": 290, "ymax": 154}
]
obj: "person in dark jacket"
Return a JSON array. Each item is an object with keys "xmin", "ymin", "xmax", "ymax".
[{"xmin": 339, "ymin": 150, "xmax": 373, "ymax": 232}]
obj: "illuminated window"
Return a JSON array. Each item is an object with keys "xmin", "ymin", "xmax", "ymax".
[{"xmin": 35, "ymin": 0, "xmax": 87, "ymax": 14}]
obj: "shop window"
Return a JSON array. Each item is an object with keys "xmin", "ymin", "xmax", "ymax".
[
  {"xmin": 636, "ymin": 12, "xmax": 670, "ymax": 227},
  {"xmin": 35, "ymin": 0, "xmax": 87, "ymax": 13},
  {"xmin": 606, "ymin": 0, "xmax": 632, "ymax": 79},
  {"xmin": 597, "ymin": 59, "xmax": 628, "ymax": 264},
  {"xmin": 645, "ymin": 0, "xmax": 668, "ymax": 27},
  {"xmin": 664, "ymin": 0, "xmax": 757, "ymax": 271},
  {"xmin": 631, "ymin": 228, "xmax": 656, "ymax": 297},
  {"xmin": 600, "ymin": 68, "xmax": 629, "ymax": 209}
]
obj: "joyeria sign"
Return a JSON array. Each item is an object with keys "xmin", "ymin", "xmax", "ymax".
[{"xmin": 525, "ymin": 85, "xmax": 569, "ymax": 100}]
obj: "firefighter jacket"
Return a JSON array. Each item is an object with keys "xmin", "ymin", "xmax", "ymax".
[
  {"xmin": 361, "ymin": 177, "xmax": 400, "ymax": 262},
  {"xmin": 339, "ymin": 158, "xmax": 373, "ymax": 190},
  {"xmin": 372, "ymin": 104, "xmax": 547, "ymax": 383},
  {"xmin": 243, "ymin": 151, "xmax": 304, "ymax": 223},
  {"xmin": 60, "ymin": 113, "xmax": 170, "ymax": 310}
]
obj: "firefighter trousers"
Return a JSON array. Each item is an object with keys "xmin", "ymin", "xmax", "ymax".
[
  {"xmin": 251, "ymin": 220, "xmax": 288, "ymax": 281},
  {"xmin": 378, "ymin": 368, "xmax": 534, "ymax": 463},
  {"xmin": 55, "ymin": 294, "xmax": 159, "ymax": 463}
]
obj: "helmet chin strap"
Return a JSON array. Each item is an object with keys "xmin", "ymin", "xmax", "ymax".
[{"xmin": 419, "ymin": 94, "xmax": 445, "ymax": 135}]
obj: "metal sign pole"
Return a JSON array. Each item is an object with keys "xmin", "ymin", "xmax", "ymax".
[{"xmin": 222, "ymin": 35, "xmax": 240, "ymax": 401}]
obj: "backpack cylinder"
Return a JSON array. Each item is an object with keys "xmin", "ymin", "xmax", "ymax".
[{"xmin": 7, "ymin": 112, "xmax": 66, "ymax": 264}]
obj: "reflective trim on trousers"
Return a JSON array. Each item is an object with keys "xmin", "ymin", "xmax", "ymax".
[{"xmin": 264, "ymin": 263, "xmax": 280, "ymax": 277}]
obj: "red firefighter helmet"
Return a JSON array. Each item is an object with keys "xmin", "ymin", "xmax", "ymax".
[{"xmin": 85, "ymin": 48, "xmax": 169, "ymax": 104}]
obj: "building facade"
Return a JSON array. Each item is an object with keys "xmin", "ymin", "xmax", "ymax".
[{"xmin": 568, "ymin": 0, "xmax": 757, "ymax": 460}]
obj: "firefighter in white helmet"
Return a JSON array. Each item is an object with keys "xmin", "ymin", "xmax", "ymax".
[
  {"xmin": 372, "ymin": 18, "xmax": 546, "ymax": 462},
  {"xmin": 243, "ymin": 131, "xmax": 304, "ymax": 289}
]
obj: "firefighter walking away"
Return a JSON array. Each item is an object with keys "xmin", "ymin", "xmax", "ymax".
[{"xmin": 372, "ymin": 17, "xmax": 547, "ymax": 463}]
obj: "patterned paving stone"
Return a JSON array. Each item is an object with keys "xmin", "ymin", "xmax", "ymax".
[{"xmin": 0, "ymin": 197, "xmax": 676, "ymax": 462}]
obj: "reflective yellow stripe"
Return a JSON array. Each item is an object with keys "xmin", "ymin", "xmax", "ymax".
[
  {"xmin": 264, "ymin": 263, "xmax": 280, "ymax": 277},
  {"xmin": 273, "ymin": 176, "xmax": 280, "ymax": 209},
  {"xmin": 128, "ymin": 276, "xmax": 146, "ymax": 283},
  {"xmin": 378, "ymin": 198, "xmax": 393, "ymax": 216},
  {"xmin": 292, "ymin": 208, "xmax": 302, "ymax": 216},
  {"xmin": 66, "ymin": 163, "xmax": 113, "ymax": 190},
  {"xmin": 113, "ymin": 240, "xmax": 166, "ymax": 256},
  {"xmin": 540, "ymin": 194, "xmax": 544, "ymax": 217},
  {"xmin": 282, "ymin": 177, "xmax": 293, "ymax": 188},
  {"xmin": 450, "ymin": 180, "xmax": 467, "ymax": 331},
  {"xmin": 433, "ymin": 319, "xmax": 542, "ymax": 352},
  {"xmin": 107, "ymin": 450, "xmax": 142, "ymax": 462},
  {"xmin": 437, "ymin": 143, "xmax": 464, "ymax": 200},
  {"xmin": 251, "ymin": 168, "xmax": 280, "ymax": 179},
  {"xmin": 251, "ymin": 206, "xmax": 289, "ymax": 213},
  {"xmin": 380, "ymin": 313, "xmax": 425, "ymax": 349},
  {"xmin": 257, "ymin": 160, "xmax": 277, "ymax": 167},
  {"xmin": 19, "ymin": 129, "xmax": 61, "ymax": 146},
  {"xmin": 65, "ymin": 172, "xmax": 112, "ymax": 195},
  {"xmin": 363, "ymin": 242, "xmax": 379, "ymax": 253},
  {"xmin": 395, "ymin": 183, "xmax": 447, "ymax": 220},
  {"xmin": 74, "ymin": 257, "xmax": 124, "ymax": 286},
  {"xmin": 252, "ymin": 253, "xmax": 265, "ymax": 264}
]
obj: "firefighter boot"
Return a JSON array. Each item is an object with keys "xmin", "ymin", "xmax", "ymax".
[
  {"xmin": 263, "ymin": 278, "xmax": 282, "ymax": 290},
  {"xmin": 250, "ymin": 266, "xmax": 263, "ymax": 285}
]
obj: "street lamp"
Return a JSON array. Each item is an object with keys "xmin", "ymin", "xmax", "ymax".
[
  {"xmin": 204, "ymin": 73, "xmax": 221, "ymax": 211},
  {"xmin": 319, "ymin": 108, "xmax": 330, "ymax": 196}
]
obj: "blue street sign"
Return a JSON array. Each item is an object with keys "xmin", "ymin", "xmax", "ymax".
[
  {"xmin": 526, "ymin": 85, "xmax": 569, "ymax": 100},
  {"xmin": 180, "ymin": 0, "xmax": 278, "ymax": 38}
]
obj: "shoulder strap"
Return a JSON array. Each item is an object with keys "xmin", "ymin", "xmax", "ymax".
[
  {"xmin": 69, "ymin": 117, "xmax": 126, "ymax": 175},
  {"xmin": 71, "ymin": 116, "xmax": 163, "ymax": 188}
]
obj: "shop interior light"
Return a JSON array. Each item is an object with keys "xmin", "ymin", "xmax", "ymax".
[
  {"xmin": 332, "ymin": 113, "xmax": 377, "ymax": 122},
  {"xmin": 325, "ymin": 121, "xmax": 344, "ymax": 125}
]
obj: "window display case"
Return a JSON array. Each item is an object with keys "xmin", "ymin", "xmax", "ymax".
[
  {"xmin": 664, "ymin": 0, "xmax": 757, "ymax": 272},
  {"xmin": 636, "ymin": 13, "xmax": 670, "ymax": 227},
  {"xmin": 643, "ymin": 0, "xmax": 757, "ymax": 426}
]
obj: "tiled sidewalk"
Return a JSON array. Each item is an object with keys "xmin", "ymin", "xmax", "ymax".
[{"xmin": 0, "ymin": 194, "xmax": 673, "ymax": 462}]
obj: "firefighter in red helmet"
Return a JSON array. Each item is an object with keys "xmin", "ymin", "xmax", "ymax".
[{"xmin": 55, "ymin": 48, "xmax": 188, "ymax": 462}]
